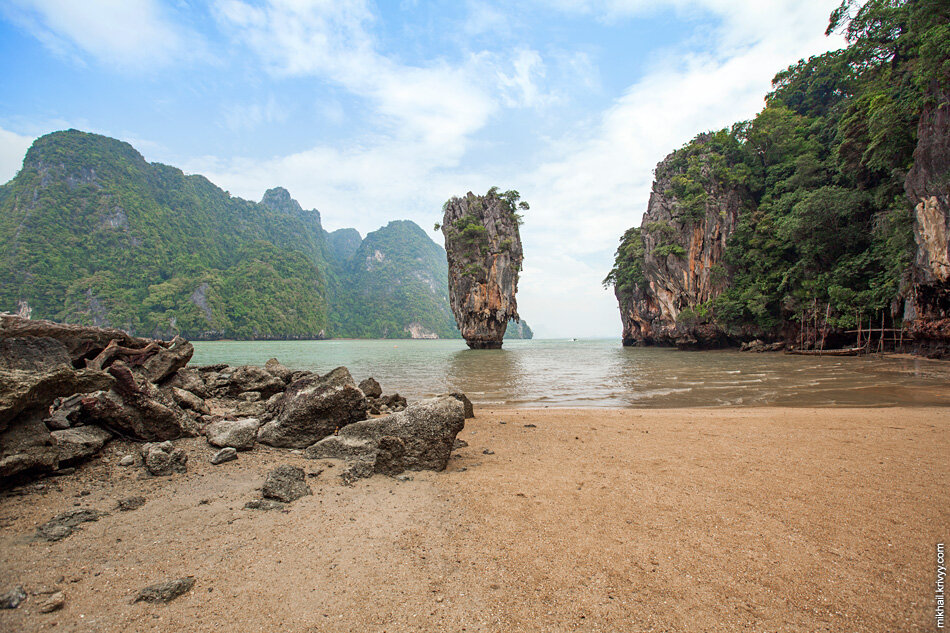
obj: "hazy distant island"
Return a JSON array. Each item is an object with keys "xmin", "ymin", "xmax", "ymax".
[
  {"xmin": 0, "ymin": 131, "xmax": 531, "ymax": 342},
  {"xmin": 604, "ymin": 0, "xmax": 949, "ymax": 358}
]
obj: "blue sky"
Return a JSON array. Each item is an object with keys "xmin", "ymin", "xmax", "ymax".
[{"xmin": 0, "ymin": 0, "xmax": 845, "ymax": 338}]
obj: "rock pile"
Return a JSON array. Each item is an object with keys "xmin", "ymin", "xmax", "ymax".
[{"xmin": 0, "ymin": 317, "xmax": 469, "ymax": 488}]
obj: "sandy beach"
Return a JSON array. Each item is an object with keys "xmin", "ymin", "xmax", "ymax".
[{"xmin": 1, "ymin": 406, "xmax": 947, "ymax": 633}]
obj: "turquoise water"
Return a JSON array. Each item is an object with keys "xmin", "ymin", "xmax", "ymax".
[{"xmin": 190, "ymin": 339, "xmax": 950, "ymax": 408}]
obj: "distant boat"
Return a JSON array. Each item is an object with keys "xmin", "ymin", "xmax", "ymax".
[{"xmin": 571, "ymin": 338, "xmax": 577, "ymax": 341}]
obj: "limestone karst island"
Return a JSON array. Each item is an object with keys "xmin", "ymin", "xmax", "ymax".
[{"xmin": 0, "ymin": 1, "xmax": 947, "ymax": 632}]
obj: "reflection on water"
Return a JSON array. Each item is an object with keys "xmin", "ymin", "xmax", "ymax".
[{"xmin": 191, "ymin": 339, "xmax": 950, "ymax": 408}]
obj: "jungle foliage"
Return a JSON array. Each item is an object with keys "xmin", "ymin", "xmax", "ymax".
[{"xmin": 606, "ymin": 0, "xmax": 948, "ymax": 334}]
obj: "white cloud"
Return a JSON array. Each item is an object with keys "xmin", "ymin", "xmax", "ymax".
[
  {"xmin": 221, "ymin": 96, "xmax": 289, "ymax": 132},
  {"xmin": 0, "ymin": 127, "xmax": 33, "ymax": 184},
  {"xmin": 4, "ymin": 0, "xmax": 207, "ymax": 71}
]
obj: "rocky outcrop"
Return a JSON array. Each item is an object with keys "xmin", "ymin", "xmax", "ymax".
[
  {"xmin": 0, "ymin": 317, "xmax": 197, "ymax": 483},
  {"xmin": 305, "ymin": 396, "xmax": 465, "ymax": 479},
  {"xmin": 256, "ymin": 367, "xmax": 368, "ymax": 448},
  {"xmin": 612, "ymin": 136, "xmax": 752, "ymax": 348},
  {"xmin": 903, "ymin": 90, "xmax": 950, "ymax": 355},
  {"xmin": 441, "ymin": 189, "xmax": 525, "ymax": 349}
]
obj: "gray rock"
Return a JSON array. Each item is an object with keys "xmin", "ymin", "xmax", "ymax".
[
  {"xmin": 44, "ymin": 393, "xmax": 86, "ymax": 430},
  {"xmin": 264, "ymin": 358, "xmax": 294, "ymax": 383},
  {"xmin": 133, "ymin": 577, "xmax": 195, "ymax": 604},
  {"xmin": 0, "ymin": 364, "xmax": 113, "ymax": 433},
  {"xmin": 226, "ymin": 365, "xmax": 284, "ymax": 398},
  {"xmin": 453, "ymin": 438, "xmax": 469, "ymax": 449},
  {"xmin": 0, "ymin": 585, "xmax": 26, "ymax": 609},
  {"xmin": 358, "ymin": 377, "xmax": 382, "ymax": 398},
  {"xmin": 341, "ymin": 460, "xmax": 375, "ymax": 485},
  {"xmin": 142, "ymin": 442, "xmax": 187, "ymax": 476},
  {"xmin": 35, "ymin": 508, "xmax": 106, "ymax": 541},
  {"xmin": 119, "ymin": 454, "xmax": 135, "ymax": 467},
  {"xmin": 161, "ymin": 367, "xmax": 208, "ymax": 398},
  {"xmin": 39, "ymin": 591, "xmax": 65, "ymax": 613},
  {"xmin": 206, "ymin": 418, "xmax": 259, "ymax": 451},
  {"xmin": 257, "ymin": 367, "xmax": 367, "ymax": 449},
  {"xmin": 236, "ymin": 400, "xmax": 266, "ymax": 418},
  {"xmin": 261, "ymin": 465, "xmax": 311, "ymax": 503},
  {"xmin": 51, "ymin": 425, "xmax": 112, "ymax": 465},
  {"xmin": 305, "ymin": 396, "xmax": 465, "ymax": 479},
  {"xmin": 210, "ymin": 447, "xmax": 237, "ymax": 465},
  {"xmin": 170, "ymin": 387, "xmax": 210, "ymax": 415},
  {"xmin": 116, "ymin": 496, "xmax": 146, "ymax": 511},
  {"xmin": 244, "ymin": 498, "xmax": 286, "ymax": 511},
  {"xmin": 240, "ymin": 391, "xmax": 262, "ymax": 402}
]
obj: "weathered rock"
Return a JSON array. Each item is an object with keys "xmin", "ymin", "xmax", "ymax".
[
  {"xmin": 142, "ymin": 442, "xmax": 187, "ymax": 476},
  {"xmin": 446, "ymin": 392, "xmax": 474, "ymax": 418},
  {"xmin": 226, "ymin": 366, "xmax": 285, "ymax": 398},
  {"xmin": 341, "ymin": 460, "xmax": 376, "ymax": 485},
  {"xmin": 358, "ymin": 377, "xmax": 382, "ymax": 398},
  {"xmin": 169, "ymin": 387, "xmax": 210, "ymax": 415},
  {"xmin": 133, "ymin": 577, "xmax": 195, "ymax": 604},
  {"xmin": 244, "ymin": 498, "xmax": 285, "ymax": 511},
  {"xmin": 116, "ymin": 496, "xmax": 146, "ymax": 511},
  {"xmin": 257, "ymin": 367, "xmax": 367, "ymax": 449},
  {"xmin": 236, "ymin": 400, "xmax": 266, "ymax": 417},
  {"xmin": 39, "ymin": 591, "xmax": 65, "ymax": 613},
  {"xmin": 0, "ymin": 336, "xmax": 71, "ymax": 372},
  {"xmin": 206, "ymin": 418, "xmax": 259, "ymax": 451},
  {"xmin": 240, "ymin": 391, "xmax": 262, "ymax": 402},
  {"xmin": 119, "ymin": 454, "xmax": 136, "ymax": 467},
  {"xmin": 261, "ymin": 465, "xmax": 311, "ymax": 503},
  {"xmin": 305, "ymin": 396, "xmax": 465, "ymax": 479},
  {"xmin": 35, "ymin": 508, "xmax": 106, "ymax": 541},
  {"xmin": 378, "ymin": 393, "xmax": 407, "ymax": 411},
  {"xmin": 51, "ymin": 425, "xmax": 112, "ymax": 465},
  {"xmin": 453, "ymin": 438, "xmax": 469, "ymax": 449},
  {"xmin": 264, "ymin": 358, "xmax": 294, "ymax": 383},
  {"xmin": 0, "ymin": 586, "xmax": 26, "ymax": 609},
  {"xmin": 161, "ymin": 367, "xmax": 209, "ymax": 398},
  {"xmin": 0, "ymin": 365, "xmax": 113, "ymax": 433},
  {"xmin": 210, "ymin": 447, "xmax": 237, "ymax": 465},
  {"xmin": 612, "ymin": 135, "xmax": 751, "ymax": 348},
  {"xmin": 441, "ymin": 189, "xmax": 524, "ymax": 349},
  {"xmin": 80, "ymin": 362, "xmax": 189, "ymax": 441},
  {"xmin": 903, "ymin": 87, "xmax": 950, "ymax": 355}
]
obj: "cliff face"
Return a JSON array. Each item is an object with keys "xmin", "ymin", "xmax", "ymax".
[
  {"xmin": 441, "ymin": 189, "xmax": 524, "ymax": 349},
  {"xmin": 615, "ymin": 137, "xmax": 749, "ymax": 348},
  {"xmin": 903, "ymin": 90, "xmax": 950, "ymax": 351}
]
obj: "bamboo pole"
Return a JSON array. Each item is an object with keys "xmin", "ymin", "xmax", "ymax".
[{"xmin": 819, "ymin": 303, "xmax": 831, "ymax": 354}]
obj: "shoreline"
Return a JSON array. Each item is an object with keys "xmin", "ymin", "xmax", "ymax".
[{"xmin": 2, "ymin": 405, "xmax": 946, "ymax": 632}]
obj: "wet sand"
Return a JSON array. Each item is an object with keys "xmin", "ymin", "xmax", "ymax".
[{"xmin": 1, "ymin": 407, "xmax": 947, "ymax": 632}]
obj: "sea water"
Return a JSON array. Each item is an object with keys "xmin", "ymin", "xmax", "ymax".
[{"xmin": 191, "ymin": 338, "xmax": 950, "ymax": 408}]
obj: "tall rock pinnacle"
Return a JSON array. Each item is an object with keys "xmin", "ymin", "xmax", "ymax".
[{"xmin": 440, "ymin": 188, "xmax": 526, "ymax": 349}]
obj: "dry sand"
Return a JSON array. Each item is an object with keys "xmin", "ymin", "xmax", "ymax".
[{"xmin": 0, "ymin": 407, "xmax": 947, "ymax": 632}]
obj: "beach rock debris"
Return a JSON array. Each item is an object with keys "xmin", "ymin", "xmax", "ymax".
[
  {"xmin": 35, "ymin": 508, "xmax": 106, "ymax": 542},
  {"xmin": 116, "ymin": 496, "xmax": 146, "ymax": 512},
  {"xmin": 142, "ymin": 441, "xmax": 187, "ymax": 477},
  {"xmin": 0, "ymin": 586, "xmax": 27, "ymax": 609},
  {"xmin": 306, "ymin": 395, "xmax": 465, "ymax": 481},
  {"xmin": 133, "ymin": 577, "xmax": 195, "ymax": 604},
  {"xmin": 211, "ymin": 447, "xmax": 238, "ymax": 465},
  {"xmin": 261, "ymin": 465, "xmax": 311, "ymax": 503},
  {"xmin": 39, "ymin": 591, "xmax": 65, "ymax": 613}
]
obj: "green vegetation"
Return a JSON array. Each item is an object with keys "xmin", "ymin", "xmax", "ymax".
[
  {"xmin": 607, "ymin": 0, "xmax": 948, "ymax": 335},
  {"xmin": 0, "ymin": 130, "xmax": 477, "ymax": 340}
]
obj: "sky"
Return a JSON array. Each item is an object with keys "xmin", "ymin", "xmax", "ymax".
[{"xmin": 0, "ymin": 0, "xmax": 847, "ymax": 338}]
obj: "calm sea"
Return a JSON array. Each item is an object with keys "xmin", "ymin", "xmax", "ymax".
[{"xmin": 190, "ymin": 339, "xmax": 950, "ymax": 408}]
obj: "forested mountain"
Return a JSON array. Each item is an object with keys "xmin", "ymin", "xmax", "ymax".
[
  {"xmin": 606, "ymin": 0, "xmax": 949, "ymax": 354},
  {"xmin": 0, "ymin": 130, "xmax": 532, "ymax": 340}
]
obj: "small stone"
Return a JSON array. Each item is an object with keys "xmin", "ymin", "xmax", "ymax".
[
  {"xmin": 119, "ymin": 454, "xmax": 135, "ymax": 467},
  {"xmin": 39, "ymin": 591, "xmax": 65, "ymax": 613},
  {"xmin": 482, "ymin": 449, "xmax": 494, "ymax": 455},
  {"xmin": 244, "ymin": 499, "xmax": 286, "ymax": 511},
  {"xmin": 261, "ymin": 465, "xmax": 311, "ymax": 503},
  {"xmin": 210, "ymin": 447, "xmax": 238, "ymax": 465},
  {"xmin": 116, "ymin": 496, "xmax": 146, "ymax": 512},
  {"xmin": 358, "ymin": 377, "xmax": 382, "ymax": 398},
  {"xmin": 35, "ymin": 509, "xmax": 106, "ymax": 542},
  {"xmin": 133, "ymin": 577, "xmax": 195, "ymax": 604},
  {"xmin": 453, "ymin": 439, "xmax": 469, "ymax": 449},
  {"xmin": 524, "ymin": 424, "xmax": 537, "ymax": 428},
  {"xmin": 0, "ymin": 586, "xmax": 26, "ymax": 609}
]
